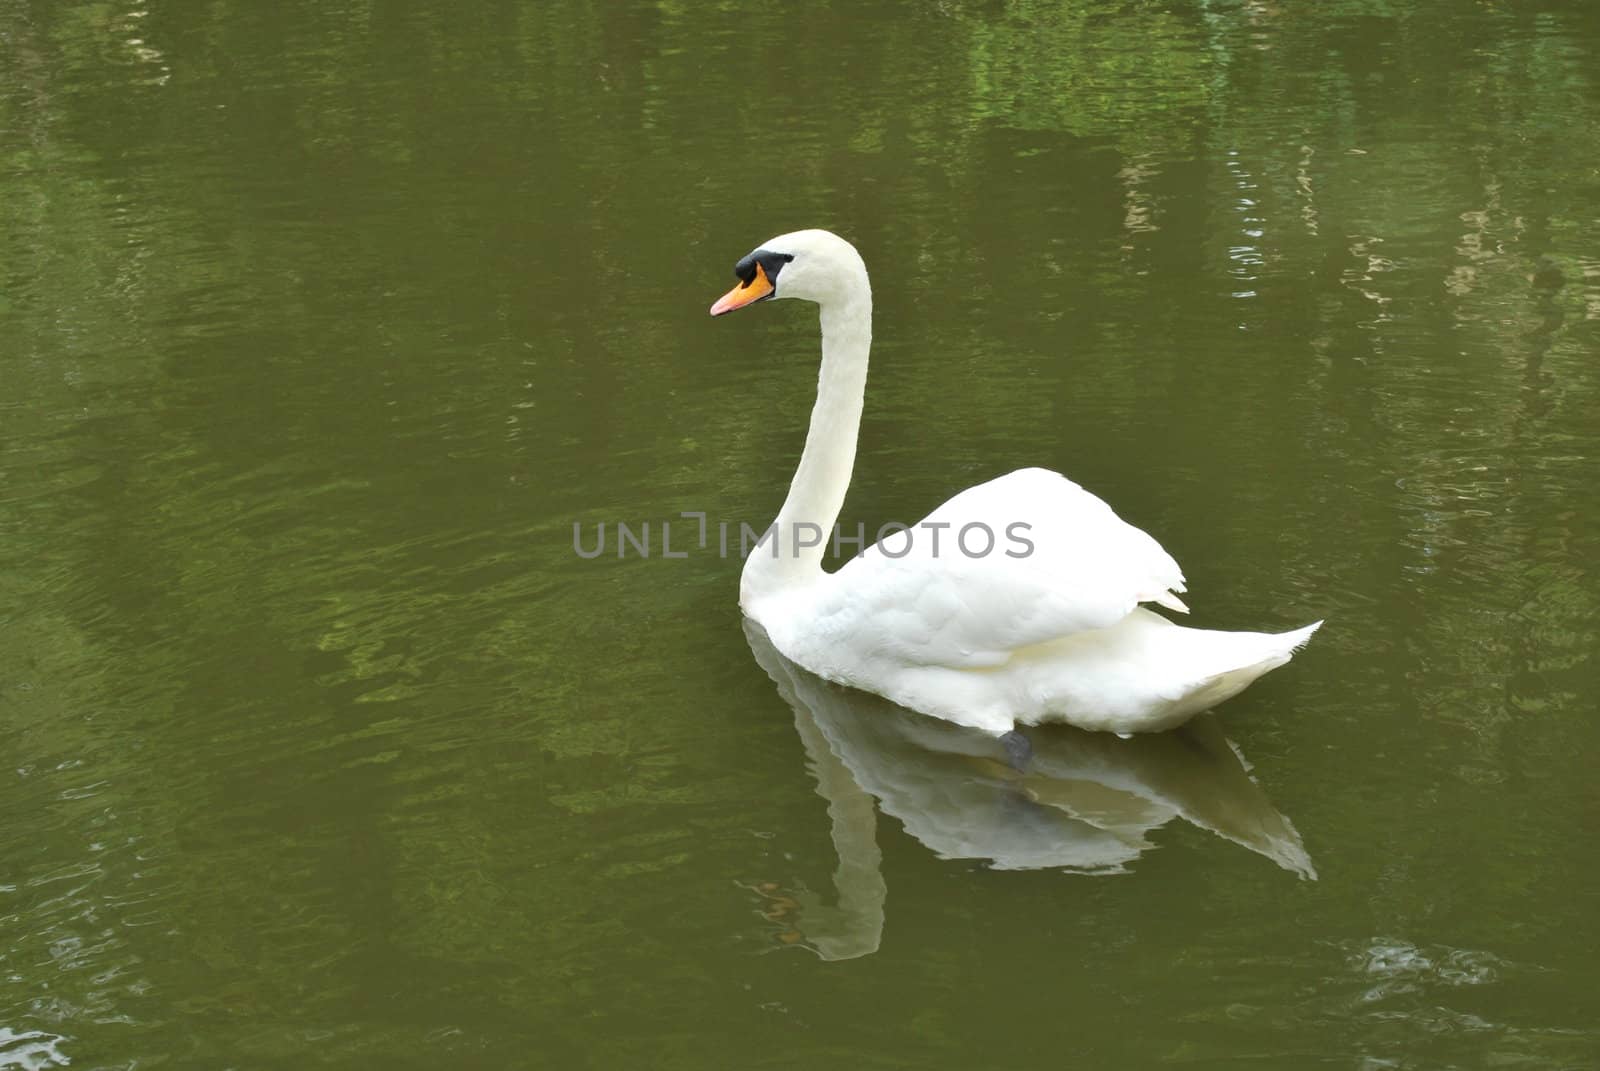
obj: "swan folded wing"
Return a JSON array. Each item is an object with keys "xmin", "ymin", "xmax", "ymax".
[{"xmin": 826, "ymin": 468, "xmax": 1187, "ymax": 669}]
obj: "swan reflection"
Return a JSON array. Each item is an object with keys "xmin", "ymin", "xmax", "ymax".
[{"xmin": 745, "ymin": 620, "xmax": 1314, "ymax": 960}]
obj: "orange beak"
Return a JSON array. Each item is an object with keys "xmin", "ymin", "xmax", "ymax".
[{"xmin": 709, "ymin": 262, "xmax": 775, "ymax": 316}]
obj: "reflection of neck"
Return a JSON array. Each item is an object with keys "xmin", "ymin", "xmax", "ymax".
[
  {"xmin": 742, "ymin": 286, "xmax": 872, "ymax": 603},
  {"xmin": 744, "ymin": 619, "xmax": 884, "ymax": 960},
  {"xmin": 786, "ymin": 668, "xmax": 885, "ymax": 961}
]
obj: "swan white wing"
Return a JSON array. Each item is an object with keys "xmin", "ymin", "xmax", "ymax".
[{"xmin": 821, "ymin": 468, "xmax": 1186, "ymax": 669}]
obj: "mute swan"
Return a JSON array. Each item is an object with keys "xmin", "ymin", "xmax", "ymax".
[{"xmin": 710, "ymin": 229, "xmax": 1320, "ymax": 738}]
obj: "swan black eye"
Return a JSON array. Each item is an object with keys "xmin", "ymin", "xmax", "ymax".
[{"xmin": 734, "ymin": 249, "xmax": 794, "ymax": 288}]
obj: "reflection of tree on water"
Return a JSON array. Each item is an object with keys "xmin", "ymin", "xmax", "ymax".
[{"xmin": 744, "ymin": 620, "xmax": 1313, "ymax": 961}]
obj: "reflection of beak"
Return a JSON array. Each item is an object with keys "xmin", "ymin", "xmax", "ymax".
[{"xmin": 709, "ymin": 262, "xmax": 774, "ymax": 316}]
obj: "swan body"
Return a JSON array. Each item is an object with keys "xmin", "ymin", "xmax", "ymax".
[{"xmin": 711, "ymin": 229, "xmax": 1320, "ymax": 736}]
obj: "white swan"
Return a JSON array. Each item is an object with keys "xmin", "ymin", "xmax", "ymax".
[{"xmin": 710, "ymin": 229, "xmax": 1320, "ymax": 737}]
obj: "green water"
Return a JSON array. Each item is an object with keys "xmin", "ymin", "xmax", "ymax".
[{"xmin": 3, "ymin": 0, "xmax": 1599, "ymax": 1066}]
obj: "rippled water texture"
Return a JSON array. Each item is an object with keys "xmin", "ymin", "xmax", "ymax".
[{"xmin": 3, "ymin": 0, "xmax": 1598, "ymax": 1066}]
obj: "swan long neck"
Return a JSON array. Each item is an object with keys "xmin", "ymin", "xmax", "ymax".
[{"xmin": 743, "ymin": 277, "xmax": 871, "ymax": 601}]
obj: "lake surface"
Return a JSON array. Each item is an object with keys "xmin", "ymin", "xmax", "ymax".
[{"xmin": 3, "ymin": 1, "xmax": 1599, "ymax": 1066}]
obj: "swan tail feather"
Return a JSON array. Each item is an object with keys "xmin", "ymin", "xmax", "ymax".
[
  {"xmin": 1157, "ymin": 619, "xmax": 1324, "ymax": 718},
  {"xmin": 1283, "ymin": 619, "xmax": 1323, "ymax": 653}
]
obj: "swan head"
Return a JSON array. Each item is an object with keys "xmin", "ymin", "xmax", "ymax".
[{"xmin": 709, "ymin": 229, "xmax": 868, "ymax": 316}]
